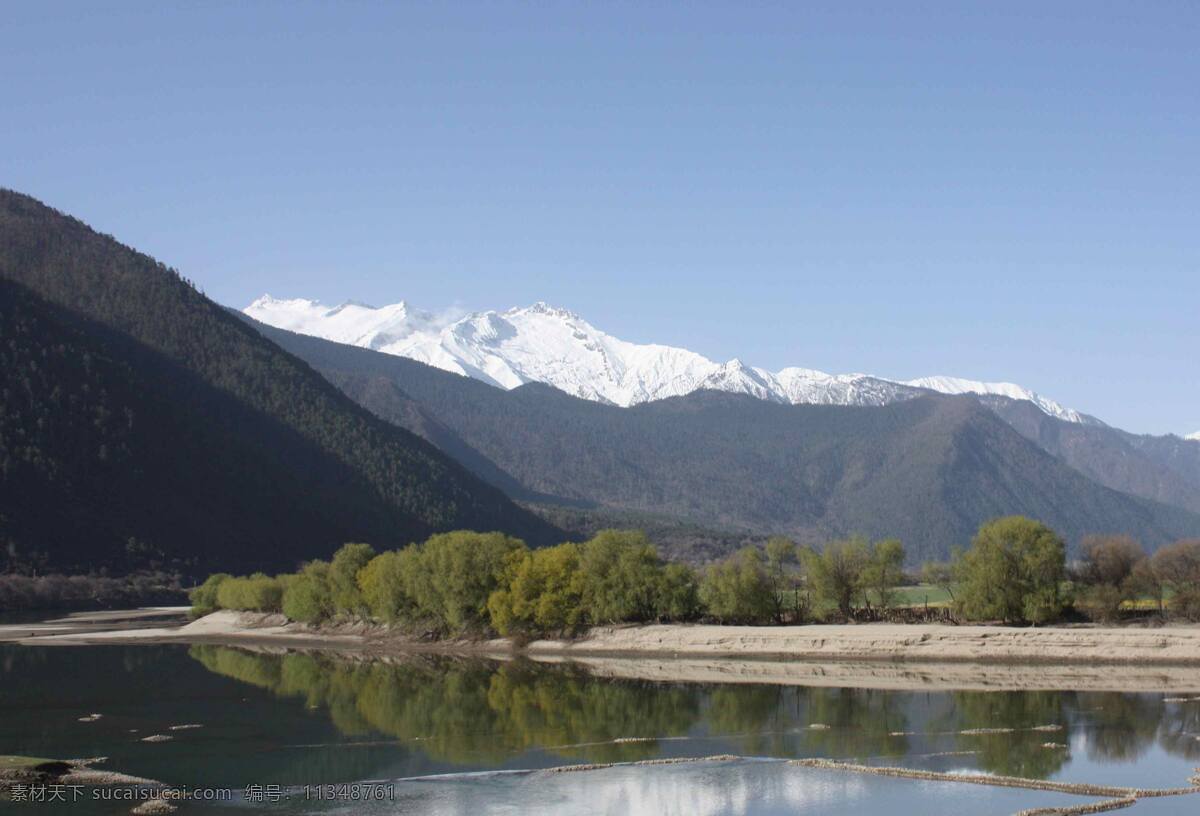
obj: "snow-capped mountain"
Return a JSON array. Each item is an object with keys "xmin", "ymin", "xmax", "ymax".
[
  {"xmin": 900, "ymin": 375, "xmax": 1092, "ymax": 424},
  {"xmin": 1187, "ymin": 431, "xmax": 1200, "ymax": 442},
  {"xmin": 245, "ymin": 295, "xmax": 1089, "ymax": 423}
]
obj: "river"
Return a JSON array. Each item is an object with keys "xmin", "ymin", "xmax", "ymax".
[{"xmin": 2, "ymin": 641, "xmax": 1199, "ymax": 814}]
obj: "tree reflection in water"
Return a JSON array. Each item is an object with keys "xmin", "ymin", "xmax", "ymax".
[
  {"xmin": 189, "ymin": 646, "xmax": 1198, "ymax": 776},
  {"xmin": 1075, "ymin": 692, "xmax": 1164, "ymax": 762},
  {"xmin": 189, "ymin": 647, "xmax": 700, "ymax": 763}
]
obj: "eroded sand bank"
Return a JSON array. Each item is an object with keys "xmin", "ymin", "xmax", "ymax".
[
  {"xmin": 525, "ymin": 622, "xmax": 1200, "ymax": 665},
  {"xmin": 11, "ymin": 610, "xmax": 1200, "ymax": 692}
]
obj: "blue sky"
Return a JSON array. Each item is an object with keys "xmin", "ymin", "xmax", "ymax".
[{"xmin": 3, "ymin": 2, "xmax": 1196, "ymax": 434}]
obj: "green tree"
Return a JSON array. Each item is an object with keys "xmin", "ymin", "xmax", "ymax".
[
  {"xmin": 698, "ymin": 546, "xmax": 774, "ymax": 623},
  {"xmin": 864, "ymin": 538, "xmax": 905, "ymax": 613},
  {"xmin": 411, "ymin": 531, "xmax": 527, "ymax": 634},
  {"xmin": 656, "ymin": 562, "xmax": 702, "ymax": 621},
  {"xmin": 809, "ymin": 537, "xmax": 871, "ymax": 618},
  {"xmin": 764, "ymin": 536, "xmax": 800, "ymax": 623},
  {"xmin": 282, "ymin": 560, "xmax": 334, "ymax": 623},
  {"xmin": 577, "ymin": 530, "xmax": 664, "ymax": 624},
  {"xmin": 954, "ymin": 517, "xmax": 1066, "ymax": 624},
  {"xmin": 488, "ymin": 542, "xmax": 586, "ymax": 636},
  {"xmin": 189, "ymin": 572, "xmax": 232, "ymax": 617},
  {"xmin": 358, "ymin": 549, "xmax": 421, "ymax": 624},
  {"xmin": 215, "ymin": 572, "xmax": 283, "ymax": 612},
  {"xmin": 330, "ymin": 542, "xmax": 376, "ymax": 616}
]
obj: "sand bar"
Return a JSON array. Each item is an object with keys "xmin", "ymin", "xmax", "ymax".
[
  {"xmin": 9, "ymin": 610, "xmax": 1200, "ymax": 692},
  {"xmin": 524, "ymin": 622, "xmax": 1200, "ymax": 665}
]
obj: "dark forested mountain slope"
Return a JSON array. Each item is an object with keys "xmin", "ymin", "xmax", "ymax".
[
  {"xmin": 0, "ymin": 190, "xmax": 557, "ymax": 573},
  {"xmin": 1120, "ymin": 432, "xmax": 1200, "ymax": 495},
  {"xmin": 248, "ymin": 320, "xmax": 1200, "ymax": 564}
]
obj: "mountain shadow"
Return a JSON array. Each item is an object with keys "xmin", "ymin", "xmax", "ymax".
[{"xmin": 0, "ymin": 190, "xmax": 559, "ymax": 574}]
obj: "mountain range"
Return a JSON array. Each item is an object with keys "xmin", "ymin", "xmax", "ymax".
[
  {"xmin": 243, "ymin": 316, "xmax": 1200, "ymax": 565},
  {"xmin": 245, "ymin": 296, "xmax": 1098, "ymax": 424},
  {"xmin": 244, "ymin": 296, "xmax": 1200, "ymax": 526},
  {"xmin": 0, "ymin": 190, "xmax": 556, "ymax": 574},
  {"xmin": 3, "ymin": 188, "xmax": 1197, "ymax": 574}
]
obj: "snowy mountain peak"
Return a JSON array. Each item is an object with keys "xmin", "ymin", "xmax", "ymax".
[
  {"xmin": 510, "ymin": 301, "xmax": 583, "ymax": 321},
  {"xmin": 243, "ymin": 294, "xmax": 1092, "ymax": 422},
  {"xmin": 903, "ymin": 375, "xmax": 1085, "ymax": 424},
  {"xmin": 248, "ymin": 294, "xmax": 312, "ymax": 311}
]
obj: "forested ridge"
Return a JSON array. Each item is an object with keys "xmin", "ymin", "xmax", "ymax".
[{"xmin": 0, "ymin": 190, "xmax": 557, "ymax": 574}]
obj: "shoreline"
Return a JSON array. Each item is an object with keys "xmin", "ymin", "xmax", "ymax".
[
  {"xmin": 525, "ymin": 621, "xmax": 1200, "ymax": 666},
  {"xmin": 8, "ymin": 610, "xmax": 1200, "ymax": 693}
]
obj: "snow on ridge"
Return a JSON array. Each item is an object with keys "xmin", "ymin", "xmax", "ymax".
[
  {"xmin": 243, "ymin": 294, "xmax": 1089, "ymax": 422},
  {"xmin": 901, "ymin": 375, "xmax": 1085, "ymax": 424},
  {"xmin": 1186, "ymin": 431, "xmax": 1200, "ymax": 442}
]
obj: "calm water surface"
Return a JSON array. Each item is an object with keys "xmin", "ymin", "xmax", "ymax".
[{"xmin": 1, "ymin": 644, "xmax": 1198, "ymax": 814}]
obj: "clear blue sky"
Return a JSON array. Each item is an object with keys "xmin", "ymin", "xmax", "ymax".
[{"xmin": 3, "ymin": 2, "xmax": 1196, "ymax": 434}]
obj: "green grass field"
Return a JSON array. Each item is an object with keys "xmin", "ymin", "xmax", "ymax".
[
  {"xmin": 891, "ymin": 586, "xmax": 1170, "ymax": 613},
  {"xmin": 892, "ymin": 584, "xmax": 955, "ymax": 608}
]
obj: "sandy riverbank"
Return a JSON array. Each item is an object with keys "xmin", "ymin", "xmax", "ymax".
[
  {"xmin": 0, "ymin": 607, "xmax": 192, "ymax": 642},
  {"xmin": 0, "ymin": 609, "xmax": 369, "ymax": 650},
  {"xmin": 524, "ymin": 622, "xmax": 1200, "ymax": 665},
  {"xmin": 15, "ymin": 610, "xmax": 1200, "ymax": 665}
]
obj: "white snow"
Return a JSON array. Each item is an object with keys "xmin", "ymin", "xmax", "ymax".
[
  {"xmin": 244, "ymin": 295, "xmax": 1087, "ymax": 421},
  {"xmin": 902, "ymin": 376, "xmax": 1086, "ymax": 424},
  {"xmin": 1186, "ymin": 431, "xmax": 1200, "ymax": 442}
]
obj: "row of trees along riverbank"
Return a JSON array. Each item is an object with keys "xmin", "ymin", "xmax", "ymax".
[{"xmin": 190, "ymin": 517, "xmax": 1200, "ymax": 638}]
